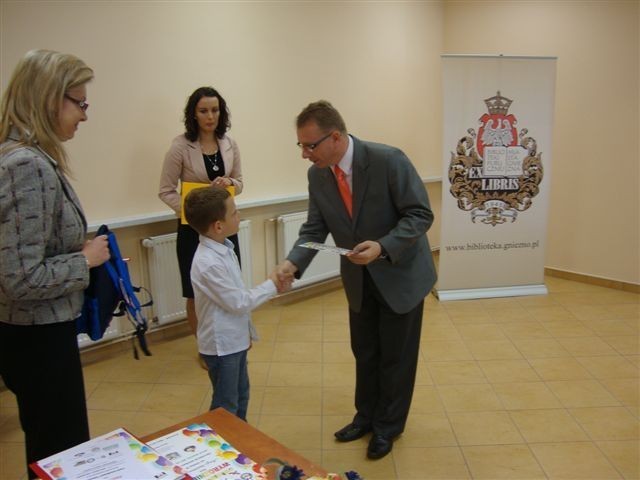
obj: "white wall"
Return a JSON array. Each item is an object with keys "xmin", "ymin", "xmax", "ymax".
[{"xmin": 1, "ymin": 1, "xmax": 444, "ymax": 222}]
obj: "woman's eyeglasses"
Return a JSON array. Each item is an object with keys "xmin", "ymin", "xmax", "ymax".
[{"xmin": 64, "ymin": 94, "xmax": 89, "ymax": 112}]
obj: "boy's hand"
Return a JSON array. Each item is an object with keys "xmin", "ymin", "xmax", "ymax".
[
  {"xmin": 270, "ymin": 271, "xmax": 292, "ymax": 294},
  {"xmin": 268, "ymin": 271, "xmax": 280, "ymax": 291},
  {"xmin": 270, "ymin": 266, "xmax": 293, "ymax": 293}
]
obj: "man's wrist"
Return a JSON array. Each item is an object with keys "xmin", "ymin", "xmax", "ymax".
[
  {"xmin": 285, "ymin": 259, "xmax": 299, "ymax": 273},
  {"xmin": 378, "ymin": 243, "xmax": 388, "ymax": 260}
]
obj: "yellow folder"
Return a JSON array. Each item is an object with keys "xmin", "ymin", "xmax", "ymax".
[{"xmin": 180, "ymin": 182, "xmax": 235, "ymax": 224}]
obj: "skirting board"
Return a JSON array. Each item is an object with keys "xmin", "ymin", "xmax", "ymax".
[
  {"xmin": 545, "ymin": 267, "xmax": 639, "ymax": 293},
  {"xmin": 435, "ymin": 284, "xmax": 548, "ymax": 302}
]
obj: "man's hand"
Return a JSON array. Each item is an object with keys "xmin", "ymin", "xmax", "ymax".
[
  {"xmin": 346, "ymin": 240, "xmax": 382, "ymax": 265},
  {"xmin": 273, "ymin": 260, "xmax": 297, "ymax": 293},
  {"xmin": 269, "ymin": 269, "xmax": 292, "ymax": 294}
]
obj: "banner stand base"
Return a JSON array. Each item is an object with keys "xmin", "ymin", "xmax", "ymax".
[{"xmin": 434, "ymin": 284, "xmax": 548, "ymax": 302}]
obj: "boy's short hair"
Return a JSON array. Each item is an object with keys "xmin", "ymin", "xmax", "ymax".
[{"xmin": 184, "ymin": 186, "xmax": 230, "ymax": 235}]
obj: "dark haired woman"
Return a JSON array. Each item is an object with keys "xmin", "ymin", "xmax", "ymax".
[{"xmin": 159, "ymin": 86, "xmax": 243, "ymax": 343}]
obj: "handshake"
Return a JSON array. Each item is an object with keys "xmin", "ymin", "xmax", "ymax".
[{"xmin": 268, "ymin": 260, "xmax": 298, "ymax": 294}]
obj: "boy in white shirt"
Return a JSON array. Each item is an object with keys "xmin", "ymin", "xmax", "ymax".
[{"xmin": 184, "ymin": 187, "xmax": 289, "ymax": 420}]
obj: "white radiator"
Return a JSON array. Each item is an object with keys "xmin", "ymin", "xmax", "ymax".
[
  {"xmin": 143, "ymin": 220, "xmax": 252, "ymax": 325},
  {"xmin": 276, "ymin": 212, "xmax": 340, "ymax": 289}
]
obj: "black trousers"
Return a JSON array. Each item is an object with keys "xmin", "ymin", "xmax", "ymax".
[
  {"xmin": 0, "ymin": 321, "xmax": 89, "ymax": 479},
  {"xmin": 349, "ymin": 269, "xmax": 424, "ymax": 438}
]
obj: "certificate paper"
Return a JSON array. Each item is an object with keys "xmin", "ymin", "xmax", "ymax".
[
  {"xmin": 299, "ymin": 242, "xmax": 352, "ymax": 256},
  {"xmin": 30, "ymin": 428, "xmax": 188, "ymax": 480},
  {"xmin": 147, "ymin": 423, "xmax": 266, "ymax": 480}
]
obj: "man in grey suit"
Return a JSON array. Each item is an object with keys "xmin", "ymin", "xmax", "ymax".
[{"xmin": 277, "ymin": 100, "xmax": 437, "ymax": 459}]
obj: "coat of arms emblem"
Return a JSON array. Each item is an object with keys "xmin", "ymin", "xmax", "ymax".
[{"xmin": 448, "ymin": 91, "xmax": 544, "ymax": 226}]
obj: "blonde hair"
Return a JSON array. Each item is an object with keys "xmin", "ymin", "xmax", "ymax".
[{"xmin": 0, "ymin": 49, "xmax": 94, "ymax": 174}]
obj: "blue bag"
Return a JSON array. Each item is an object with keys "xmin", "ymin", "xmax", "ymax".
[{"xmin": 76, "ymin": 225, "xmax": 152, "ymax": 358}]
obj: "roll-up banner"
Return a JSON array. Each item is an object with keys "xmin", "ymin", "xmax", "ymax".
[{"xmin": 437, "ymin": 55, "xmax": 557, "ymax": 301}]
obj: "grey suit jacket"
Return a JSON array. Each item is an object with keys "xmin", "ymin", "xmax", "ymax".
[
  {"xmin": 287, "ymin": 136, "xmax": 437, "ymax": 314},
  {"xmin": 0, "ymin": 136, "xmax": 89, "ymax": 325}
]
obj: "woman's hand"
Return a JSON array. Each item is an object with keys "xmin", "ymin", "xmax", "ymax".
[
  {"xmin": 82, "ymin": 235, "xmax": 110, "ymax": 268},
  {"xmin": 211, "ymin": 177, "xmax": 231, "ymax": 188}
]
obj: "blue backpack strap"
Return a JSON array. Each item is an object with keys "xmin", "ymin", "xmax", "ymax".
[
  {"xmin": 78, "ymin": 225, "xmax": 122, "ymax": 340},
  {"xmin": 101, "ymin": 226, "xmax": 152, "ymax": 358}
]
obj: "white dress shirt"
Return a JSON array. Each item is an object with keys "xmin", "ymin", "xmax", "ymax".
[
  {"xmin": 191, "ymin": 235, "xmax": 276, "ymax": 356},
  {"xmin": 331, "ymin": 134, "xmax": 354, "ymax": 190}
]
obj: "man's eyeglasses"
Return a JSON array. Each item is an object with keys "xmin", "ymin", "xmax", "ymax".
[
  {"xmin": 64, "ymin": 94, "xmax": 89, "ymax": 112},
  {"xmin": 296, "ymin": 132, "xmax": 332, "ymax": 151}
]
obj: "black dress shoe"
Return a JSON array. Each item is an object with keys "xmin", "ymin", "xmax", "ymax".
[
  {"xmin": 367, "ymin": 433, "xmax": 393, "ymax": 459},
  {"xmin": 334, "ymin": 423, "xmax": 371, "ymax": 442}
]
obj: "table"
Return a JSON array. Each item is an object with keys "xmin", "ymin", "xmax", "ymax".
[{"xmin": 142, "ymin": 408, "xmax": 328, "ymax": 479}]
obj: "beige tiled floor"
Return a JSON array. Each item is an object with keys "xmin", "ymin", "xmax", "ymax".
[{"xmin": 1, "ymin": 276, "xmax": 638, "ymax": 479}]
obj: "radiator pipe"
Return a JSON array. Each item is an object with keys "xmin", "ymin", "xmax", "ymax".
[{"xmin": 141, "ymin": 238, "xmax": 155, "ymax": 248}]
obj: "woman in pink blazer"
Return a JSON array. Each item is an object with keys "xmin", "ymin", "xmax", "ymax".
[{"xmin": 159, "ymin": 86, "xmax": 243, "ymax": 342}]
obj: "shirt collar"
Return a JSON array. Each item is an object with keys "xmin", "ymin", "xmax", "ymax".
[
  {"xmin": 332, "ymin": 134, "xmax": 353, "ymax": 176},
  {"xmin": 199, "ymin": 234, "xmax": 235, "ymax": 253}
]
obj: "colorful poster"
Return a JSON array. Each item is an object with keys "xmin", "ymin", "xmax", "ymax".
[
  {"xmin": 30, "ymin": 428, "xmax": 188, "ymax": 480},
  {"xmin": 147, "ymin": 423, "xmax": 266, "ymax": 480},
  {"xmin": 438, "ymin": 55, "xmax": 556, "ymax": 300}
]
